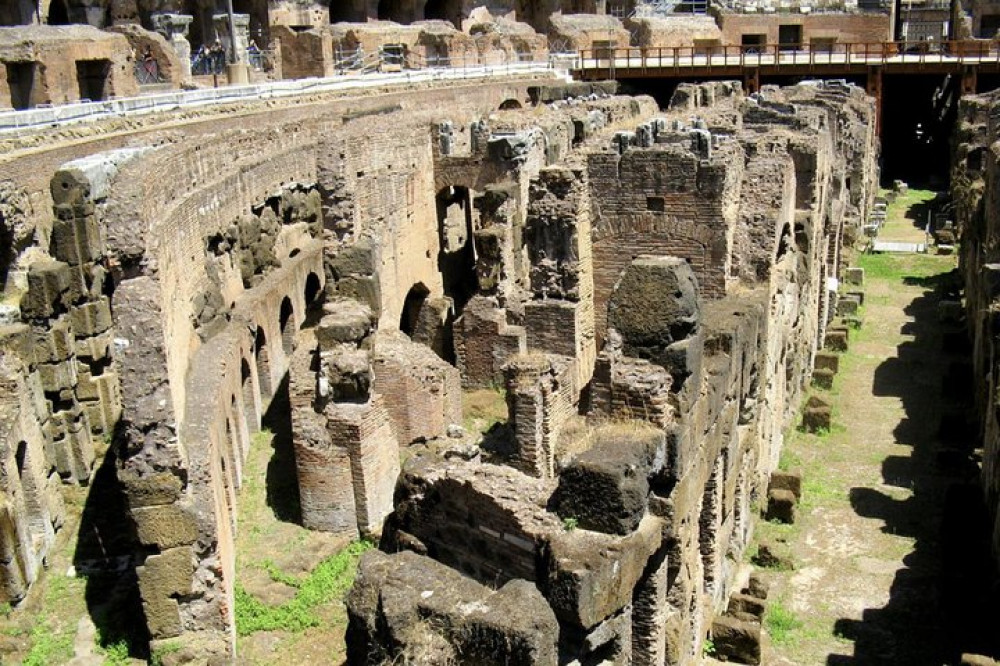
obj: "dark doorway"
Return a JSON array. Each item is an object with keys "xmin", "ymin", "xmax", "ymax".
[
  {"xmin": 423, "ymin": 0, "xmax": 461, "ymax": 27},
  {"xmin": 499, "ymin": 98, "xmax": 522, "ymax": 110},
  {"xmin": 76, "ymin": 60, "xmax": 111, "ymax": 101},
  {"xmin": 880, "ymin": 74, "xmax": 955, "ymax": 187},
  {"xmin": 46, "ymin": 0, "xmax": 69, "ymax": 24},
  {"xmin": 330, "ymin": 0, "xmax": 365, "ymax": 22},
  {"xmin": 6, "ymin": 62, "xmax": 38, "ymax": 110},
  {"xmin": 304, "ymin": 273, "xmax": 321, "ymax": 305},
  {"xmin": 778, "ymin": 24, "xmax": 802, "ymax": 50},
  {"xmin": 436, "ymin": 186, "xmax": 476, "ymax": 314},
  {"xmin": 255, "ymin": 326, "xmax": 272, "ymax": 400},
  {"xmin": 400, "ymin": 283, "xmax": 430, "ymax": 336},
  {"xmin": 741, "ymin": 33, "xmax": 765, "ymax": 53},
  {"xmin": 377, "ymin": 0, "xmax": 410, "ymax": 22},
  {"xmin": 980, "ymin": 14, "xmax": 1000, "ymax": 38},
  {"xmin": 279, "ymin": 297, "xmax": 295, "ymax": 355}
]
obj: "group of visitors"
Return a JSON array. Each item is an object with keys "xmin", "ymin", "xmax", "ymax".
[{"xmin": 192, "ymin": 39, "xmax": 265, "ymax": 75}]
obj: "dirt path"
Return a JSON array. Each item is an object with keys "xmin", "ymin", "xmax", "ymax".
[{"xmin": 759, "ymin": 192, "xmax": 997, "ymax": 665}]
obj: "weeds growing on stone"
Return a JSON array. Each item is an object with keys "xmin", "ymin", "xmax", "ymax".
[{"xmin": 235, "ymin": 540, "xmax": 373, "ymax": 636}]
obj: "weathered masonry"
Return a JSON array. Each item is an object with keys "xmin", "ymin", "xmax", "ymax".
[{"xmin": 0, "ymin": 74, "xmax": 877, "ymax": 663}]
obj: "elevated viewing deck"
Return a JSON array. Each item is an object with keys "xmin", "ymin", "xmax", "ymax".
[{"xmin": 572, "ymin": 41, "xmax": 1000, "ymax": 78}]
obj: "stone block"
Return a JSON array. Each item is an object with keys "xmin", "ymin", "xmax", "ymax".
[
  {"xmin": 316, "ymin": 300, "xmax": 374, "ymax": 346},
  {"xmin": 137, "ymin": 546, "xmax": 194, "ymax": 638},
  {"xmin": 837, "ymin": 298, "xmax": 858, "ymax": 316},
  {"xmin": 769, "ymin": 470, "xmax": 802, "ymax": 500},
  {"xmin": 551, "ymin": 424, "xmax": 665, "ymax": 535},
  {"xmin": 845, "ymin": 289, "xmax": 865, "ymax": 305},
  {"xmin": 728, "ymin": 593, "xmax": 765, "ymax": 620},
  {"xmin": 742, "ymin": 573, "xmax": 769, "ymax": 600},
  {"xmin": 608, "ymin": 256, "xmax": 700, "ymax": 375},
  {"xmin": 335, "ymin": 274, "xmax": 380, "ymax": 312},
  {"xmin": 50, "ymin": 214, "xmax": 103, "ymax": 266},
  {"xmin": 74, "ymin": 330, "xmax": 113, "ymax": 360},
  {"xmin": 814, "ymin": 351, "xmax": 839, "ymax": 373},
  {"xmin": 69, "ymin": 298, "xmax": 112, "ymax": 337},
  {"xmin": 811, "ymin": 367, "xmax": 834, "ymax": 389},
  {"xmin": 0, "ymin": 324, "xmax": 32, "ymax": 364},
  {"xmin": 329, "ymin": 238, "xmax": 378, "ymax": 278},
  {"xmin": 765, "ymin": 488, "xmax": 796, "ymax": 524},
  {"xmin": 37, "ymin": 359, "xmax": 77, "ymax": 393},
  {"xmin": 545, "ymin": 515, "xmax": 663, "ymax": 630},
  {"xmin": 132, "ymin": 504, "xmax": 199, "ymax": 549},
  {"xmin": 824, "ymin": 328, "xmax": 849, "ymax": 352},
  {"xmin": 31, "ymin": 318, "xmax": 74, "ymax": 364},
  {"xmin": 321, "ymin": 347, "xmax": 371, "ymax": 403},
  {"xmin": 711, "ymin": 615, "xmax": 761, "ymax": 665},
  {"xmin": 119, "ymin": 469, "xmax": 184, "ymax": 507},
  {"xmin": 802, "ymin": 395, "xmax": 831, "ymax": 433},
  {"xmin": 347, "ymin": 550, "xmax": 558, "ymax": 666},
  {"xmin": 843, "ymin": 266, "xmax": 864, "ymax": 285},
  {"xmin": 21, "ymin": 260, "xmax": 71, "ymax": 320}
]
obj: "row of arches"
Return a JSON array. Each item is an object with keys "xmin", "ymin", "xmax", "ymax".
[
  {"xmin": 330, "ymin": 0, "xmax": 465, "ymax": 27},
  {"xmin": 213, "ymin": 270, "xmax": 323, "ymax": 543}
]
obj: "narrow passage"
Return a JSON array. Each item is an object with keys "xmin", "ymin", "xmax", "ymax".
[{"xmin": 760, "ymin": 190, "xmax": 1000, "ymax": 665}]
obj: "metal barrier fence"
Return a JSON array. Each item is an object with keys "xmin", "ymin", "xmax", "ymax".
[{"xmin": 0, "ymin": 59, "xmax": 568, "ymax": 133}]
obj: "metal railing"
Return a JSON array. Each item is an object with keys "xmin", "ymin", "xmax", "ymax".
[
  {"xmin": 575, "ymin": 40, "xmax": 1000, "ymax": 71},
  {"xmin": 333, "ymin": 46, "xmax": 550, "ymax": 74},
  {"xmin": 191, "ymin": 48, "xmax": 275, "ymax": 75},
  {"xmin": 1, "ymin": 58, "xmax": 568, "ymax": 133}
]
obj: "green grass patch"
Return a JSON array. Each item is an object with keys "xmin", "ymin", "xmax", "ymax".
[
  {"xmin": 22, "ymin": 621, "xmax": 73, "ymax": 666},
  {"xmin": 765, "ymin": 599, "xmax": 804, "ymax": 645},
  {"xmin": 235, "ymin": 540, "xmax": 373, "ymax": 636}
]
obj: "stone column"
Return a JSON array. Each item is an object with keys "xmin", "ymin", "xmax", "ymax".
[
  {"xmin": 151, "ymin": 13, "xmax": 194, "ymax": 85},
  {"xmin": 213, "ymin": 13, "xmax": 250, "ymax": 65},
  {"xmin": 213, "ymin": 13, "xmax": 251, "ymax": 84}
]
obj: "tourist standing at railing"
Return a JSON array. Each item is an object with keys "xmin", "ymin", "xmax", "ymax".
[
  {"xmin": 248, "ymin": 39, "xmax": 263, "ymax": 71},
  {"xmin": 210, "ymin": 40, "xmax": 225, "ymax": 75}
]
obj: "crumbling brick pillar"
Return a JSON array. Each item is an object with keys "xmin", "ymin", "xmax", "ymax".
[
  {"xmin": 524, "ymin": 166, "xmax": 596, "ymax": 392},
  {"xmin": 503, "ymin": 353, "xmax": 576, "ymax": 479},
  {"xmin": 291, "ymin": 300, "xmax": 400, "ymax": 536}
]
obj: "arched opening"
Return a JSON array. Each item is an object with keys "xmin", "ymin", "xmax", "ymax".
[
  {"xmin": 255, "ymin": 326, "xmax": 272, "ymax": 401},
  {"xmin": 330, "ymin": 0, "xmax": 365, "ymax": 22},
  {"xmin": 279, "ymin": 296, "xmax": 295, "ymax": 356},
  {"xmin": 304, "ymin": 272, "xmax": 322, "ymax": 306},
  {"xmin": 241, "ymin": 358, "xmax": 258, "ymax": 434},
  {"xmin": 15, "ymin": 441, "xmax": 26, "ymax": 479},
  {"xmin": 499, "ymin": 98, "xmax": 523, "ymax": 110},
  {"xmin": 377, "ymin": 0, "xmax": 410, "ymax": 22},
  {"xmin": 400, "ymin": 283, "xmax": 430, "ymax": 337},
  {"xmin": 0, "ymin": 213, "xmax": 13, "ymax": 292},
  {"xmin": 436, "ymin": 186, "xmax": 477, "ymax": 312},
  {"xmin": 423, "ymin": 0, "xmax": 462, "ymax": 26},
  {"xmin": 46, "ymin": 0, "xmax": 69, "ymax": 24}
]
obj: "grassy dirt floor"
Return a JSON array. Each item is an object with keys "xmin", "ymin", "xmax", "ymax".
[
  {"xmin": 233, "ymin": 380, "xmax": 369, "ymax": 666},
  {"xmin": 0, "ymin": 440, "xmax": 148, "ymax": 666},
  {"xmin": 757, "ymin": 191, "xmax": 1000, "ymax": 665}
]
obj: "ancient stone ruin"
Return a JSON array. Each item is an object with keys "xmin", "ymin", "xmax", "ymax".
[{"xmin": 0, "ymin": 68, "xmax": 880, "ymax": 663}]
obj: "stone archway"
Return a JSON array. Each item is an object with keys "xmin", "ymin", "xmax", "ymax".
[{"xmin": 279, "ymin": 296, "xmax": 295, "ymax": 356}]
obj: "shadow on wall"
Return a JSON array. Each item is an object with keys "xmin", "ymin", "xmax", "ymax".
[
  {"xmin": 74, "ymin": 436, "xmax": 150, "ymax": 660},
  {"xmin": 828, "ymin": 268, "xmax": 1000, "ymax": 665},
  {"xmin": 263, "ymin": 375, "xmax": 301, "ymax": 525}
]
